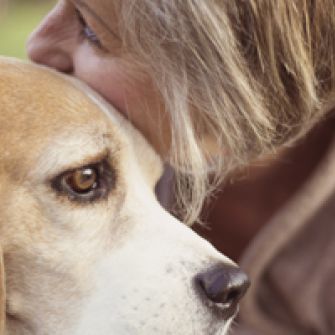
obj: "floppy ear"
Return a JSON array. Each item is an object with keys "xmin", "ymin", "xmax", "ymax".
[{"xmin": 0, "ymin": 246, "xmax": 5, "ymax": 335}]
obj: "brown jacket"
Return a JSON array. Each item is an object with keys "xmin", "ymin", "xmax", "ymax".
[{"xmin": 236, "ymin": 139, "xmax": 335, "ymax": 334}]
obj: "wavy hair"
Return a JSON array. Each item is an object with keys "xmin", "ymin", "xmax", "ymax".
[{"xmin": 112, "ymin": 0, "xmax": 335, "ymax": 224}]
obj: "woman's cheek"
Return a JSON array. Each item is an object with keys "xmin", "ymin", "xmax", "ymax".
[{"xmin": 73, "ymin": 48, "xmax": 130, "ymax": 114}]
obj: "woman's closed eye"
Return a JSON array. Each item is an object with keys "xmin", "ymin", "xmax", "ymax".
[{"xmin": 76, "ymin": 9, "xmax": 102, "ymax": 49}]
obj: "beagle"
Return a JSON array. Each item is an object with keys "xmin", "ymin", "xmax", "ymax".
[{"xmin": 0, "ymin": 57, "xmax": 248, "ymax": 335}]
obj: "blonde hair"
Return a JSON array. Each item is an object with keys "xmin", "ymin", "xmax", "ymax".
[{"xmin": 114, "ymin": 0, "xmax": 335, "ymax": 224}]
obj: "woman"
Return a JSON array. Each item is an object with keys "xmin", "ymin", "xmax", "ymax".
[{"xmin": 27, "ymin": 1, "xmax": 335, "ymax": 334}]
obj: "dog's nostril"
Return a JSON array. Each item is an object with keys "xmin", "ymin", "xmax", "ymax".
[{"xmin": 195, "ymin": 264, "xmax": 250, "ymax": 313}]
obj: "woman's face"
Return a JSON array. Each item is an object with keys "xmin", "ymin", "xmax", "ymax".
[{"xmin": 27, "ymin": 0, "xmax": 170, "ymax": 155}]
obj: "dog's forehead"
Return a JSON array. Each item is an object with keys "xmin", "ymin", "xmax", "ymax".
[
  {"xmin": 0, "ymin": 59, "xmax": 109, "ymax": 131},
  {"xmin": 0, "ymin": 58, "xmax": 117, "ymax": 164}
]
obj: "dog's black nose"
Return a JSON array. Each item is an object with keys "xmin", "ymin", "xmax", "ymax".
[{"xmin": 195, "ymin": 264, "xmax": 250, "ymax": 315}]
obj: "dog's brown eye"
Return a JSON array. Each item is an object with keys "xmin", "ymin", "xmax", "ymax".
[
  {"xmin": 51, "ymin": 160, "xmax": 115, "ymax": 202},
  {"xmin": 65, "ymin": 168, "xmax": 98, "ymax": 194}
]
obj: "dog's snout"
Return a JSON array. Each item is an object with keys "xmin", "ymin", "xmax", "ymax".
[{"xmin": 195, "ymin": 264, "xmax": 250, "ymax": 315}]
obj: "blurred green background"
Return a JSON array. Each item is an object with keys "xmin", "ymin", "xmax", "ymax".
[{"xmin": 0, "ymin": 0, "xmax": 55, "ymax": 58}]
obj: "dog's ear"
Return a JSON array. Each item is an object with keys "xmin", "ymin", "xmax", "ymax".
[{"xmin": 0, "ymin": 246, "xmax": 5, "ymax": 335}]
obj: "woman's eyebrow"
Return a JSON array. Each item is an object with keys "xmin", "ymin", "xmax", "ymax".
[{"xmin": 73, "ymin": 0, "xmax": 120, "ymax": 40}]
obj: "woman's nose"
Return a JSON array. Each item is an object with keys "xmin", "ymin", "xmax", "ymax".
[{"xmin": 26, "ymin": 4, "xmax": 73, "ymax": 73}]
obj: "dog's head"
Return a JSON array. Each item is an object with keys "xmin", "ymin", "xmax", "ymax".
[{"xmin": 0, "ymin": 57, "xmax": 249, "ymax": 335}]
